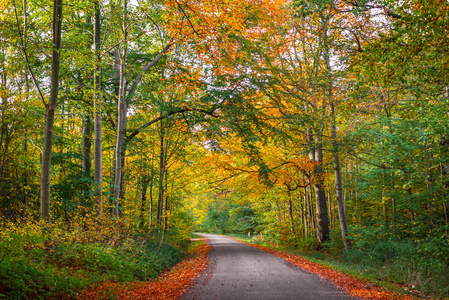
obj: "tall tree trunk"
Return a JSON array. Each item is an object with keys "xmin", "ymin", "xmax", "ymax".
[
  {"xmin": 21, "ymin": 0, "xmax": 29, "ymax": 221},
  {"xmin": 112, "ymin": 76, "xmax": 127, "ymax": 216},
  {"xmin": 321, "ymin": 13, "xmax": 349, "ymax": 248},
  {"xmin": 93, "ymin": 0, "xmax": 103, "ymax": 215},
  {"xmin": 112, "ymin": 0, "xmax": 128, "ymax": 217},
  {"xmin": 0, "ymin": 72, "xmax": 6, "ymax": 198},
  {"xmin": 40, "ymin": 0, "xmax": 62, "ymax": 225}
]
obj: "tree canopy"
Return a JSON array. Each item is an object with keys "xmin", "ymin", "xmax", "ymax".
[{"xmin": 1, "ymin": 0, "xmax": 448, "ymax": 297}]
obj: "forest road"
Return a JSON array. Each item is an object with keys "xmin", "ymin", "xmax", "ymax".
[{"xmin": 180, "ymin": 233, "xmax": 356, "ymax": 300}]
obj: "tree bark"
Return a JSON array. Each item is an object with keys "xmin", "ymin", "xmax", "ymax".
[
  {"xmin": 93, "ymin": 0, "xmax": 103, "ymax": 215},
  {"xmin": 312, "ymin": 145, "xmax": 329, "ymax": 246},
  {"xmin": 149, "ymin": 147, "xmax": 154, "ymax": 229},
  {"xmin": 112, "ymin": 59, "xmax": 127, "ymax": 216},
  {"xmin": 82, "ymin": 111, "xmax": 92, "ymax": 176},
  {"xmin": 112, "ymin": 0, "xmax": 128, "ymax": 217},
  {"xmin": 139, "ymin": 176, "xmax": 149, "ymax": 227},
  {"xmin": 40, "ymin": 0, "xmax": 62, "ymax": 225},
  {"xmin": 156, "ymin": 128, "xmax": 168, "ymax": 226},
  {"xmin": 329, "ymin": 101, "xmax": 349, "ymax": 248}
]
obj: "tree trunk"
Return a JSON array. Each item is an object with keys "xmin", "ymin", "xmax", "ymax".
[
  {"xmin": 21, "ymin": 0, "xmax": 29, "ymax": 221},
  {"xmin": 156, "ymin": 128, "xmax": 168, "ymax": 226},
  {"xmin": 40, "ymin": 0, "xmax": 62, "ymax": 225},
  {"xmin": 93, "ymin": 0, "xmax": 103, "ymax": 215},
  {"xmin": 329, "ymin": 102, "xmax": 349, "ymax": 247},
  {"xmin": 164, "ymin": 169, "xmax": 169, "ymax": 231},
  {"xmin": 302, "ymin": 182, "xmax": 308, "ymax": 237},
  {"xmin": 149, "ymin": 148, "xmax": 154, "ymax": 229},
  {"xmin": 0, "ymin": 77, "xmax": 7, "ymax": 198},
  {"xmin": 112, "ymin": 95, "xmax": 127, "ymax": 217},
  {"xmin": 140, "ymin": 176, "xmax": 149, "ymax": 227},
  {"xmin": 112, "ymin": 1, "xmax": 128, "ymax": 217},
  {"xmin": 321, "ymin": 13, "xmax": 349, "ymax": 248},
  {"xmin": 82, "ymin": 111, "xmax": 92, "ymax": 176},
  {"xmin": 312, "ymin": 140, "xmax": 329, "ymax": 246}
]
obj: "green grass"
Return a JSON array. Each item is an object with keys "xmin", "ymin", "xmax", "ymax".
[{"xmin": 191, "ymin": 233, "xmax": 204, "ymax": 239}]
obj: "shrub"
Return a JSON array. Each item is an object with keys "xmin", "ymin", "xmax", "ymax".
[{"xmin": 0, "ymin": 218, "xmax": 184, "ymax": 299}]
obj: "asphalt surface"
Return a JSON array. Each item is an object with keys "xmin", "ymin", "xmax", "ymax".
[{"xmin": 181, "ymin": 233, "xmax": 356, "ymax": 300}]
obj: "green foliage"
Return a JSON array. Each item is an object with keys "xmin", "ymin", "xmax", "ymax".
[
  {"xmin": 51, "ymin": 239, "xmax": 181, "ymax": 281},
  {"xmin": 228, "ymin": 205, "xmax": 259, "ymax": 235},
  {"xmin": 296, "ymin": 237, "xmax": 319, "ymax": 252},
  {"xmin": 336, "ymin": 225, "xmax": 449, "ymax": 297},
  {"xmin": 0, "ymin": 219, "xmax": 183, "ymax": 299},
  {"xmin": 201, "ymin": 199, "xmax": 261, "ymax": 235},
  {"xmin": 204, "ymin": 207, "xmax": 230, "ymax": 233}
]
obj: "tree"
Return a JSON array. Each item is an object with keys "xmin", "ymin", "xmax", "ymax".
[{"xmin": 39, "ymin": 0, "xmax": 63, "ymax": 224}]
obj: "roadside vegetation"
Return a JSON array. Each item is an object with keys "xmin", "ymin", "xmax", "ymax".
[{"xmin": 0, "ymin": 213, "xmax": 193, "ymax": 299}]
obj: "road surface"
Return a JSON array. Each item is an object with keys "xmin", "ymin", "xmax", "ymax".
[{"xmin": 181, "ymin": 234, "xmax": 355, "ymax": 300}]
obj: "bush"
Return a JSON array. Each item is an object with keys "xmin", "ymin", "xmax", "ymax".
[
  {"xmin": 341, "ymin": 225, "xmax": 449, "ymax": 297},
  {"xmin": 322, "ymin": 230, "xmax": 345, "ymax": 256},
  {"xmin": 297, "ymin": 237, "xmax": 319, "ymax": 252},
  {"xmin": 0, "ymin": 219, "xmax": 183, "ymax": 299}
]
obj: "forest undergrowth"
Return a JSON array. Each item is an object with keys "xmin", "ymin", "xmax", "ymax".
[{"xmin": 0, "ymin": 212, "xmax": 195, "ymax": 300}]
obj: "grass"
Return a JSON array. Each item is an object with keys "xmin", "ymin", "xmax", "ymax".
[{"xmin": 191, "ymin": 233, "xmax": 204, "ymax": 239}]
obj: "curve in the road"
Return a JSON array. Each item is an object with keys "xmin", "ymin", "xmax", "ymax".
[{"xmin": 181, "ymin": 233, "xmax": 356, "ymax": 300}]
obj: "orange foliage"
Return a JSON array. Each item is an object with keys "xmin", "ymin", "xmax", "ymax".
[
  {"xmin": 245, "ymin": 242, "xmax": 420, "ymax": 300},
  {"xmin": 80, "ymin": 242, "xmax": 210, "ymax": 300},
  {"xmin": 165, "ymin": 0, "xmax": 291, "ymax": 80}
]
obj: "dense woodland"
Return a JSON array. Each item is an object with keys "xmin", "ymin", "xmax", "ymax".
[{"xmin": 1, "ymin": 0, "xmax": 449, "ymax": 298}]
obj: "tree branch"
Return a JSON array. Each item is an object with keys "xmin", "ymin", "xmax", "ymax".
[
  {"xmin": 125, "ymin": 42, "xmax": 173, "ymax": 101},
  {"xmin": 125, "ymin": 106, "xmax": 218, "ymax": 142}
]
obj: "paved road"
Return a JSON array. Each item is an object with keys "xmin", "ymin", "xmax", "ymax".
[{"xmin": 181, "ymin": 234, "xmax": 356, "ymax": 300}]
